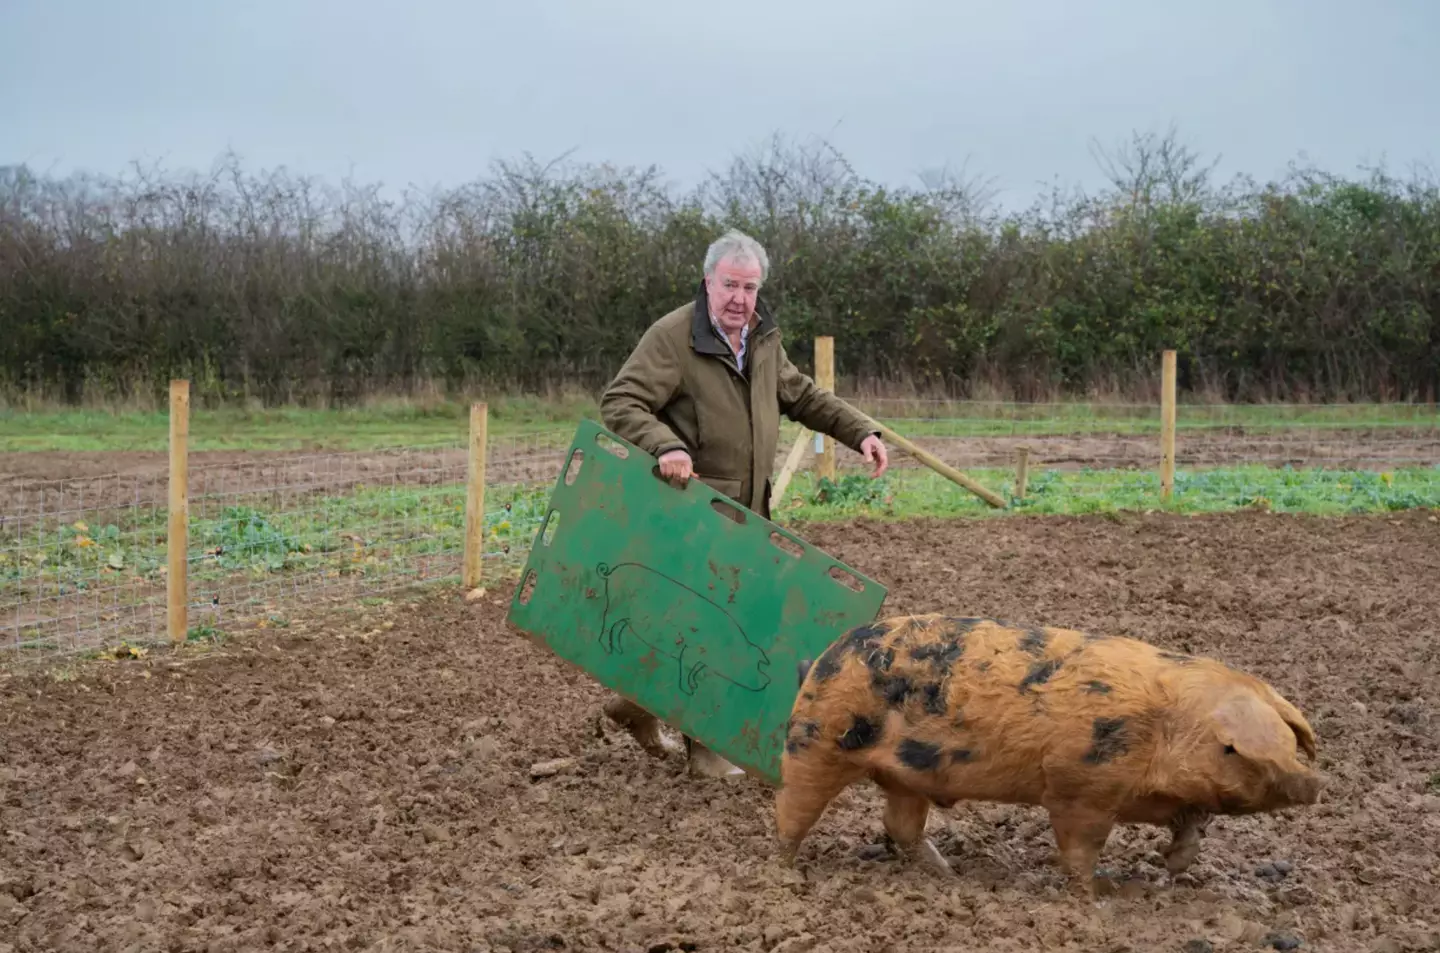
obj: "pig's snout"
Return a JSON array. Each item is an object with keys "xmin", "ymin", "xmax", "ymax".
[
  {"xmin": 1282, "ymin": 767, "xmax": 1325, "ymax": 806},
  {"xmin": 1249, "ymin": 764, "xmax": 1326, "ymax": 813}
]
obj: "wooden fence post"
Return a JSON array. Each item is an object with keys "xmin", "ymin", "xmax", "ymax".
[
  {"xmin": 873, "ymin": 423, "xmax": 1009, "ymax": 508},
  {"xmin": 167, "ymin": 380, "xmax": 189, "ymax": 646},
  {"xmin": 799, "ymin": 331, "xmax": 1008, "ymax": 510},
  {"xmin": 1015, "ymin": 446, "xmax": 1031, "ymax": 501},
  {"xmin": 815, "ymin": 335, "xmax": 836, "ymax": 482},
  {"xmin": 770, "ymin": 428, "xmax": 811, "ymax": 512},
  {"xmin": 463, "ymin": 402, "xmax": 489, "ymax": 591},
  {"xmin": 1161, "ymin": 349, "xmax": 1177, "ymax": 500}
]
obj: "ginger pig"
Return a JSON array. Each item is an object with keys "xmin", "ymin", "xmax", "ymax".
[{"xmin": 775, "ymin": 613, "xmax": 1324, "ymax": 895}]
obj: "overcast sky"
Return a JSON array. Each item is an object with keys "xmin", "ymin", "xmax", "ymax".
[{"xmin": 3, "ymin": 0, "xmax": 1437, "ymax": 211}]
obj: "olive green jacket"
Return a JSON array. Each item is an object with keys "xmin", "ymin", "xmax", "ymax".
[{"xmin": 599, "ymin": 283, "xmax": 879, "ymax": 516}]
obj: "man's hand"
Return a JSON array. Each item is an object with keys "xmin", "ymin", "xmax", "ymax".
[
  {"xmin": 860, "ymin": 434, "xmax": 888, "ymax": 478},
  {"xmin": 657, "ymin": 448, "xmax": 694, "ymax": 485}
]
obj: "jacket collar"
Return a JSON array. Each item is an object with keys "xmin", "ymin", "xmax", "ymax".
[{"xmin": 690, "ymin": 279, "xmax": 777, "ymax": 356}]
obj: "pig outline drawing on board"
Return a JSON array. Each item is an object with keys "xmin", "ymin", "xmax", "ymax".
[{"xmin": 595, "ymin": 561, "xmax": 772, "ymax": 696}]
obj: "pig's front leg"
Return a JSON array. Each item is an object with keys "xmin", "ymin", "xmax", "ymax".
[
  {"xmin": 1042, "ymin": 797, "xmax": 1116, "ymax": 898},
  {"xmin": 1161, "ymin": 808, "xmax": 1211, "ymax": 874},
  {"xmin": 881, "ymin": 789, "xmax": 952, "ymax": 877}
]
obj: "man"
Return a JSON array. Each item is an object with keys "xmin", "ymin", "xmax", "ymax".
[{"xmin": 597, "ymin": 228, "xmax": 889, "ymax": 778}]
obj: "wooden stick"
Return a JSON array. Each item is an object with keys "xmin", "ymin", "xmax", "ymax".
[
  {"xmin": 1160, "ymin": 350, "xmax": 1177, "ymax": 500},
  {"xmin": 873, "ymin": 422, "xmax": 1008, "ymax": 509},
  {"xmin": 1015, "ymin": 446, "xmax": 1031, "ymax": 500},
  {"xmin": 462, "ymin": 401, "xmax": 489, "ymax": 590},
  {"xmin": 167, "ymin": 380, "xmax": 189, "ymax": 646},
  {"xmin": 770, "ymin": 427, "xmax": 812, "ymax": 510},
  {"xmin": 815, "ymin": 336, "xmax": 836, "ymax": 482}
]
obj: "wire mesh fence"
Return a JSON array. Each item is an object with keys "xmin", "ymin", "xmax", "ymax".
[
  {"xmin": 1, "ymin": 469, "xmax": 170, "ymax": 660},
  {"xmin": 786, "ymin": 397, "xmax": 1440, "ymax": 517},
  {"xmin": 5, "ymin": 394, "xmax": 1439, "ymax": 667},
  {"xmin": 0, "ymin": 427, "xmax": 574, "ymax": 666}
]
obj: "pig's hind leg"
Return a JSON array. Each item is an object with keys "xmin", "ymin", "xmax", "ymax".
[{"xmin": 881, "ymin": 788, "xmax": 952, "ymax": 876}]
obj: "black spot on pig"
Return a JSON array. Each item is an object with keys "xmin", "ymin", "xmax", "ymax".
[
  {"xmin": 921, "ymin": 682, "xmax": 947, "ymax": 715},
  {"xmin": 811, "ymin": 645, "xmax": 846, "ymax": 683},
  {"xmin": 785, "ymin": 719, "xmax": 821, "ymax": 755},
  {"xmin": 976, "ymin": 660, "xmax": 992, "ymax": 673},
  {"xmin": 1084, "ymin": 680, "xmax": 1112, "ymax": 694},
  {"xmin": 950, "ymin": 748, "xmax": 974, "ymax": 764},
  {"xmin": 1018, "ymin": 658, "xmax": 1062, "ymax": 693},
  {"xmin": 846, "ymin": 623, "xmax": 889, "ymax": 651},
  {"xmin": 910, "ymin": 640, "xmax": 965, "ymax": 673},
  {"xmin": 813, "ymin": 622, "xmax": 891, "ymax": 682},
  {"xmin": 873, "ymin": 673, "xmax": 914, "ymax": 707},
  {"xmin": 945, "ymin": 617, "xmax": 983, "ymax": 638},
  {"xmin": 1018, "ymin": 627, "xmax": 1050, "ymax": 656},
  {"xmin": 865, "ymin": 646, "xmax": 896, "ymax": 673},
  {"xmin": 897, "ymin": 738, "xmax": 942, "ymax": 771},
  {"xmin": 837, "ymin": 715, "xmax": 881, "ymax": 751},
  {"xmin": 1082, "ymin": 717, "xmax": 1129, "ymax": 764}
]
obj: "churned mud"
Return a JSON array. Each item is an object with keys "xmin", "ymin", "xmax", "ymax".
[{"xmin": 2, "ymin": 510, "xmax": 1438, "ymax": 951}]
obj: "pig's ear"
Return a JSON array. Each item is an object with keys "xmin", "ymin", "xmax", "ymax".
[
  {"xmin": 1211, "ymin": 692, "xmax": 1301, "ymax": 760},
  {"xmin": 1263, "ymin": 687, "xmax": 1318, "ymax": 761}
]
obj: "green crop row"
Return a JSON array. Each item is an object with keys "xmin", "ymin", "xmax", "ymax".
[{"xmin": 6, "ymin": 466, "xmax": 1437, "ymax": 604}]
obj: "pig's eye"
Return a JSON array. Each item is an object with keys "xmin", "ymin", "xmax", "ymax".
[{"xmin": 1222, "ymin": 744, "xmax": 1237, "ymax": 755}]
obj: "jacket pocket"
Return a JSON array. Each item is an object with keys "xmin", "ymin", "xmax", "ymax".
[{"xmin": 697, "ymin": 474, "xmax": 744, "ymax": 503}]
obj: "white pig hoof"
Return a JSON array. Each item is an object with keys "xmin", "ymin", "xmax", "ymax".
[
  {"xmin": 687, "ymin": 745, "xmax": 746, "ymax": 779},
  {"xmin": 659, "ymin": 735, "xmax": 687, "ymax": 756},
  {"xmin": 915, "ymin": 838, "xmax": 953, "ymax": 876}
]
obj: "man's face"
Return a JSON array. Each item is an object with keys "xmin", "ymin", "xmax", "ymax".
[{"xmin": 706, "ymin": 255, "xmax": 763, "ymax": 334}]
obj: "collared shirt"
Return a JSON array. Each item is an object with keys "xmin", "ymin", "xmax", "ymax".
[{"xmin": 708, "ymin": 311, "xmax": 750, "ymax": 371}]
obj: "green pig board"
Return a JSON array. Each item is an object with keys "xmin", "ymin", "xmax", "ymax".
[{"xmin": 504, "ymin": 420, "xmax": 889, "ymax": 785}]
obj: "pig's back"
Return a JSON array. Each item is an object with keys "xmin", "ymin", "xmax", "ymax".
[
  {"xmin": 947, "ymin": 619, "xmax": 1172, "ymax": 740},
  {"xmin": 794, "ymin": 615, "xmax": 1174, "ymax": 802}
]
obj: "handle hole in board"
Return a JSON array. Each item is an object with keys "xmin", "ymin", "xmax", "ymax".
[
  {"xmin": 826, "ymin": 565, "xmax": 864, "ymax": 593},
  {"xmin": 540, "ymin": 509, "xmax": 561, "ymax": 547},
  {"xmin": 650, "ymin": 463, "xmax": 688, "ymax": 490},
  {"xmin": 564, "ymin": 449, "xmax": 585, "ymax": 486},
  {"xmin": 517, "ymin": 569, "xmax": 538, "ymax": 605},
  {"xmin": 769, "ymin": 531, "xmax": 804, "ymax": 559},
  {"xmin": 711, "ymin": 498, "xmax": 746, "ymax": 525},
  {"xmin": 594, "ymin": 433, "xmax": 630, "ymax": 459}
]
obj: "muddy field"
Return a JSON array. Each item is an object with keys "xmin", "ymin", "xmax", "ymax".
[
  {"xmin": 2, "ymin": 509, "xmax": 1438, "ymax": 951},
  {"xmin": 3, "ymin": 425, "xmax": 1438, "ymax": 524}
]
